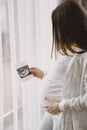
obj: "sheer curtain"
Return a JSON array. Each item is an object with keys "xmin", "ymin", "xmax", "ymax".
[{"xmin": 0, "ymin": 0, "xmax": 57, "ymax": 130}]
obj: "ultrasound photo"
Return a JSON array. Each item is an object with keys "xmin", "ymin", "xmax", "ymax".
[{"xmin": 17, "ymin": 65, "xmax": 32, "ymax": 78}]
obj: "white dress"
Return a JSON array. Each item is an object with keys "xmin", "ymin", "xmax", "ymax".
[{"xmin": 40, "ymin": 52, "xmax": 73, "ymax": 108}]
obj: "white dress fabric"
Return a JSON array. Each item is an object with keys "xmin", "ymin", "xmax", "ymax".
[
  {"xmin": 40, "ymin": 52, "xmax": 73, "ymax": 125},
  {"xmin": 40, "ymin": 52, "xmax": 73, "ymax": 106}
]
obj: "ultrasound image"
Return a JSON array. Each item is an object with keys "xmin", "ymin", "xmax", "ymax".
[{"xmin": 17, "ymin": 65, "xmax": 32, "ymax": 78}]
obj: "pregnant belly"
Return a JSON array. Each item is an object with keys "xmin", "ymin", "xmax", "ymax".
[{"xmin": 40, "ymin": 79, "xmax": 63, "ymax": 106}]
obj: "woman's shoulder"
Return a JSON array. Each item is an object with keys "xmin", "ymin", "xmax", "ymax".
[
  {"xmin": 76, "ymin": 51, "xmax": 87, "ymax": 65},
  {"xmin": 80, "ymin": 51, "xmax": 87, "ymax": 60},
  {"xmin": 82, "ymin": 52, "xmax": 87, "ymax": 64},
  {"xmin": 56, "ymin": 50, "xmax": 87, "ymax": 63}
]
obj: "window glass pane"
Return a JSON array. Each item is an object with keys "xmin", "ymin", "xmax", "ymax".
[
  {"xmin": 17, "ymin": 82, "xmax": 22, "ymax": 106},
  {"xmin": 4, "ymin": 114, "xmax": 14, "ymax": 130},
  {"xmin": 17, "ymin": 107, "xmax": 24, "ymax": 130},
  {"xmin": 0, "ymin": 119, "xmax": 3, "ymax": 130}
]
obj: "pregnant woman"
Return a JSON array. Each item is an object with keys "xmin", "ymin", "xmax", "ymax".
[
  {"xmin": 30, "ymin": 52, "xmax": 73, "ymax": 130},
  {"xmin": 30, "ymin": 1, "xmax": 87, "ymax": 130}
]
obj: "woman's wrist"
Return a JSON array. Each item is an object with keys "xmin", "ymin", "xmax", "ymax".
[{"xmin": 58, "ymin": 100, "xmax": 67, "ymax": 112}]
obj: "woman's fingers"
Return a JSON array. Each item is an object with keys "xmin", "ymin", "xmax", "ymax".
[
  {"xmin": 45, "ymin": 97, "xmax": 58, "ymax": 103},
  {"xmin": 29, "ymin": 67, "xmax": 44, "ymax": 79},
  {"xmin": 29, "ymin": 68, "xmax": 39, "ymax": 77},
  {"xmin": 44, "ymin": 106, "xmax": 56, "ymax": 114},
  {"xmin": 44, "ymin": 104, "xmax": 51, "ymax": 109},
  {"xmin": 44, "ymin": 105, "xmax": 50, "ymax": 110},
  {"xmin": 29, "ymin": 68, "xmax": 36, "ymax": 74},
  {"xmin": 44, "ymin": 101, "xmax": 60, "ymax": 114}
]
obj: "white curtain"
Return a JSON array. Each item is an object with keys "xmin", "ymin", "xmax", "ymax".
[{"xmin": 0, "ymin": 0, "xmax": 57, "ymax": 130}]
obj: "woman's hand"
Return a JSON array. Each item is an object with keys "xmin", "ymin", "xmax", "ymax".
[
  {"xmin": 29, "ymin": 67, "xmax": 44, "ymax": 79},
  {"xmin": 44, "ymin": 97, "xmax": 61, "ymax": 115}
]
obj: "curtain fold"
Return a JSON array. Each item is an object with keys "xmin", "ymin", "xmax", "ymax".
[{"xmin": 0, "ymin": 0, "xmax": 57, "ymax": 130}]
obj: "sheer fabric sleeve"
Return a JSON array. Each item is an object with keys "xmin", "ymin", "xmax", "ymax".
[{"xmin": 59, "ymin": 63, "xmax": 87, "ymax": 112}]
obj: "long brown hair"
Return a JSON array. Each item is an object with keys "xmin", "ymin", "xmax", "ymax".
[{"xmin": 51, "ymin": 0, "xmax": 87, "ymax": 56}]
